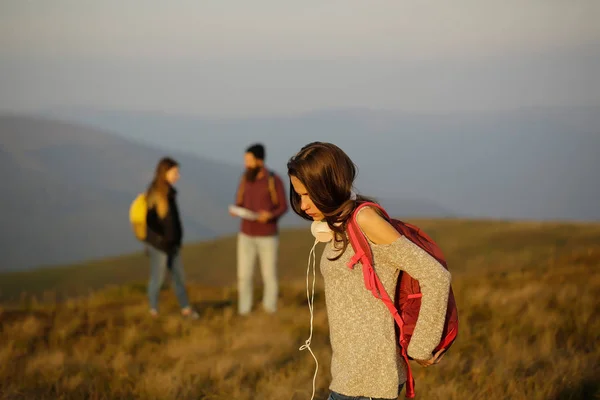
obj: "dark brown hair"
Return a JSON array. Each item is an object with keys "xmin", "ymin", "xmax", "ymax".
[
  {"xmin": 146, "ymin": 157, "xmax": 179, "ymax": 218},
  {"xmin": 287, "ymin": 142, "xmax": 378, "ymax": 260}
]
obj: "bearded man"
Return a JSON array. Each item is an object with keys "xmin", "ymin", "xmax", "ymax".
[{"xmin": 230, "ymin": 143, "xmax": 288, "ymax": 315}]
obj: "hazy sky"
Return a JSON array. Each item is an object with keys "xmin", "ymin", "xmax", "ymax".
[{"xmin": 1, "ymin": 0, "xmax": 599, "ymax": 117}]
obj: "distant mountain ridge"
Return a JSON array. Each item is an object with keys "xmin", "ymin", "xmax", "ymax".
[
  {"xmin": 45, "ymin": 106, "xmax": 600, "ymax": 221},
  {"xmin": 0, "ymin": 114, "xmax": 455, "ymax": 271}
]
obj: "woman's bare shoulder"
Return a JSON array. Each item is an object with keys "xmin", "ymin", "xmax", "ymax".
[{"xmin": 355, "ymin": 206, "xmax": 401, "ymax": 245}]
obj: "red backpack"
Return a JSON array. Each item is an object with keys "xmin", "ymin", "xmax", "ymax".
[{"xmin": 346, "ymin": 202, "xmax": 459, "ymax": 399}]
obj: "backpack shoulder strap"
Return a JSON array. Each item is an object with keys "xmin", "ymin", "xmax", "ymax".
[
  {"xmin": 346, "ymin": 202, "xmax": 397, "ymax": 302},
  {"xmin": 346, "ymin": 202, "xmax": 379, "ymax": 270},
  {"xmin": 346, "ymin": 202, "xmax": 392, "ymax": 266}
]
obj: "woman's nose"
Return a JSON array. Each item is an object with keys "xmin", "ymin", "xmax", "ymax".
[{"xmin": 301, "ymin": 199, "xmax": 310, "ymax": 211}]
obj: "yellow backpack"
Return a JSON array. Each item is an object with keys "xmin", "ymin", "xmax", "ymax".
[{"xmin": 129, "ymin": 193, "xmax": 148, "ymax": 241}]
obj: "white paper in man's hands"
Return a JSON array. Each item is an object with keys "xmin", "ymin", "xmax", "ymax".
[{"xmin": 228, "ymin": 205, "xmax": 259, "ymax": 221}]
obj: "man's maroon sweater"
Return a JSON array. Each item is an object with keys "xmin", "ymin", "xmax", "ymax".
[{"xmin": 236, "ymin": 169, "xmax": 288, "ymax": 236}]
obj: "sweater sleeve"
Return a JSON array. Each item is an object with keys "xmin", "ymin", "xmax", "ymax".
[{"xmin": 375, "ymin": 236, "xmax": 451, "ymax": 360}]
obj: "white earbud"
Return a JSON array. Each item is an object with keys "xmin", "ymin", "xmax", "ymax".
[{"xmin": 311, "ymin": 220, "xmax": 333, "ymax": 243}]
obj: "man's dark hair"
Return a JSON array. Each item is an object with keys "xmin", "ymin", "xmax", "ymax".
[{"xmin": 246, "ymin": 143, "xmax": 265, "ymax": 160}]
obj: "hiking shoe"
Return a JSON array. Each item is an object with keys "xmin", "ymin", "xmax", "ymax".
[{"xmin": 181, "ymin": 308, "xmax": 200, "ymax": 320}]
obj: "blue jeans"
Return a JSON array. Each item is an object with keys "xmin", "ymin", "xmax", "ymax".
[
  {"xmin": 327, "ymin": 391, "xmax": 398, "ymax": 400},
  {"xmin": 147, "ymin": 246, "xmax": 190, "ymax": 311}
]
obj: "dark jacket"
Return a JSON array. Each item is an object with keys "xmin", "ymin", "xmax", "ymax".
[{"xmin": 145, "ymin": 186, "xmax": 183, "ymax": 255}]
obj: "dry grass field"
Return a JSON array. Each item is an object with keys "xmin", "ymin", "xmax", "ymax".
[{"xmin": 1, "ymin": 220, "xmax": 599, "ymax": 399}]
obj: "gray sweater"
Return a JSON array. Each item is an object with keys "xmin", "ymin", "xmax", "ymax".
[{"xmin": 320, "ymin": 217, "xmax": 451, "ymax": 398}]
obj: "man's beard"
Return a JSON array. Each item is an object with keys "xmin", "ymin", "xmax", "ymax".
[{"xmin": 245, "ymin": 166, "xmax": 261, "ymax": 182}]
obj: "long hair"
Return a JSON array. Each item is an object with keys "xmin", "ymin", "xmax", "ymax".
[
  {"xmin": 146, "ymin": 157, "xmax": 179, "ymax": 218},
  {"xmin": 287, "ymin": 142, "xmax": 378, "ymax": 260}
]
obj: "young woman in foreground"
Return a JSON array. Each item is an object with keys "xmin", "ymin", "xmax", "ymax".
[{"xmin": 287, "ymin": 142, "xmax": 451, "ymax": 400}]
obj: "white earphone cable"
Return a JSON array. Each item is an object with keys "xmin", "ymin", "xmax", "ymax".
[{"xmin": 299, "ymin": 238, "xmax": 319, "ymax": 400}]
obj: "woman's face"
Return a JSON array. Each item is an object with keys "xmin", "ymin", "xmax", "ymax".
[
  {"xmin": 166, "ymin": 166, "xmax": 180, "ymax": 185},
  {"xmin": 290, "ymin": 175, "xmax": 324, "ymax": 221}
]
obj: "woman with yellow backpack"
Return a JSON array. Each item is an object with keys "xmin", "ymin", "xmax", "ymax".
[{"xmin": 130, "ymin": 157, "xmax": 199, "ymax": 319}]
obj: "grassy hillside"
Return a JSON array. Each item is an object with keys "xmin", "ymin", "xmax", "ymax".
[{"xmin": 0, "ymin": 220, "xmax": 599, "ymax": 399}]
